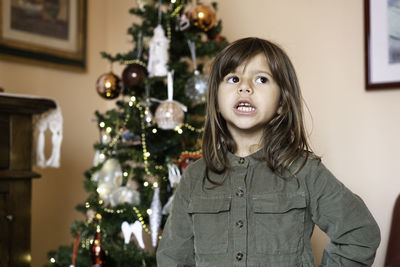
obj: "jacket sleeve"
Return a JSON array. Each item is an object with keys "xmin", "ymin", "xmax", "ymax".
[
  {"xmin": 156, "ymin": 170, "xmax": 195, "ymax": 267},
  {"xmin": 305, "ymin": 161, "xmax": 381, "ymax": 267}
]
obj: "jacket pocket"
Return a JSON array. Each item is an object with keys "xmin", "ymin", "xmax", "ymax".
[
  {"xmin": 187, "ymin": 196, "xmax": 231, "ymax": 254},
  {"xmin": 252, "ymin": 192, "xmax": 306, "ymax": 255}
]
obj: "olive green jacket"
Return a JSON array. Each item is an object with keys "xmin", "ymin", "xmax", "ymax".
[{"xmin": 156, "ymin": 150, "xmax": 380, "ymax": 267}]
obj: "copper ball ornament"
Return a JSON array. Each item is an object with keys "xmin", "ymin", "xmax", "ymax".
[
  {"xmin": 96, "ymin": 72, "xmax": 122, "ymax": 100},
  {"xmin": 155, "ymin": 101, "xmax": 185, "ymax": 130},
  {"xmin": 190, "ymin": 4, "xmax": 216, "ymax": 31},
  {"xmin": 122, "ymin": 63, "xmax": 148, "ymax": 95}
]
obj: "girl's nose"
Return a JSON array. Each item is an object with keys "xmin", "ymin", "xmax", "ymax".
[{"xmin": 237, "ymin": 85, "xmax": 253, "ymax": 95}]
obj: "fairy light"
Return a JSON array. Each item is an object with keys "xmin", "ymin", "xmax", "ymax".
[
  {"xmin": 171, "ymin": 0, "xmax": 176, "ymax": 3},
  {"xmin": 99, "ymin": 122, "xmax": 105, "ymax": 128},
  {"xmin": 133, "ymin": 207, "xmax": 152, "ymax": 235},
  {"xmin": 99, "ymin": 153, "xmax": 105, "ymax": 160},
  {"xmin": 130, "ymin": 96, "xmax": 136, "ymax": 102},
  {"xmin": 99, "ymin": 199, "xmax": 104, "ymax": 205},
  {"xmin": 96, "ymin": 213, "xmax": 102, "ymax": 220},
  {"xmin": 182, "ymin": 123, "xmax": 204, "ymax": 133},
  {"xmin": 50, "ymin": 258, "xmax": 56, "ymax": 263},
  {"xmin": 123, "ymin": 172, "xmax": 128, "ymax": 177},
  {"xmin": 85, "ymin": 202, "xmax": 90, "ymax": 208},
  {"xmin": 153, "ymin": 182, "xmax": 159, "ymax": 188},
  {"xmin": 147, "ymin": 209, "xmax": 152, "ymax": 215},
  {"xmin": 144, "ymin": 152, "xmax": 150, "ymax": 158},
  {"xmin": 144, "ymin": 181, "xmax": 149, "ymax": 187},
  {"xmin": 106, "ymin": 127, "xmax": 112, "ymax": 133},
  {"xmin": 198, "ymin": 12, "xmax": 205, "ymax": 18},
  {"xmin": 129, "ymin": 101, "xmax": 134, "ymax": 107},
  {"xmin": 152, "ymin": 128, "xmax": 157, "ymax": 134}
]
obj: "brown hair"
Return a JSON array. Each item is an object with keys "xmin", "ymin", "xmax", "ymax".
[{"xmin": 202, "ymin": 37, "xmax": 315, "ymax": 185}]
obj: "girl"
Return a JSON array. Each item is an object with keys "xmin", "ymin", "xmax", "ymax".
[{"xmin": 156, "ymin": 37, "xmax": 380, "ymax": 266}]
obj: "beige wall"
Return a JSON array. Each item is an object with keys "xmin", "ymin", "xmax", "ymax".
[{"xmin": 0, "ymin": 0, "xmax": 397, "ymax": 266}]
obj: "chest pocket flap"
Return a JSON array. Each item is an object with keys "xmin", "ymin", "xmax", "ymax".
[
  {"xmin": 187, "ymin": 196, "xmax": 231, "ymax": 213},
  {"xmin": 253, "ymin": 192, "xmax": 306, "ymax": 213}
]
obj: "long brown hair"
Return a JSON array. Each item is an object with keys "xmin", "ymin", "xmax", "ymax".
[{"xmin": 202, "ymin": 37, "xmax": 315, "ymax": 185}]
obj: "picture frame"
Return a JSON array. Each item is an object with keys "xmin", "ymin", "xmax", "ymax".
[
  {"xmin": 365, "ymin": 0, "xmax": 400, "ymax": 89},
  {"xmin": 0, "ymin": 0, "xmax": 87, "ymax": 72}
]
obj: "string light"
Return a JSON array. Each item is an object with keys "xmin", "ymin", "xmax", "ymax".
[
  {"xmin": 153, "ymin": 182, "xmax": 159, "ymax": 188},
  {"xmin": 182, "ymin": 123, "xmax": 204, "ymax": 133},
  {"xmin": 50, "ymin": 258, "xmax": 56, "ymax": 263},
  {"xmin": 85, "ymin": 202, "xmax": 90, "ymax": 208},
  {"xmin": 147, "ymin": 209, "xmax": 152, "ymax": 215},
  {"xmin": 152, "ymin": 128, "xmax": 157, "ymax": 134},
  {"xmin": 130, "ymin": 96, "xmax": 136, "ymax": 102},
  {"xmin": 106, "ymin": 127, "xmax": 112, "ymax": 133},
  {"xmin": 99, "ymin": 122, "xmax": 105, "ymax": 128},
  {"xmin": 123, "ymin": 172, "xmax": 128, "ymax": 177},
  {"xmin": 144, "ymin": 181, "xmax": 149, "ymax": 187}
]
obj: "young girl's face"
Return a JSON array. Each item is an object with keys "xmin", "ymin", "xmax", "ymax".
[{"xmin": 217, "ymin": 53, "xmax": 281, "ymax": 138}]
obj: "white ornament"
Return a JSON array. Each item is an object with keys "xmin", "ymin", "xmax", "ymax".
[
  {"xmin": 121, "ymin": 221, "xmax": 145, "ymax": 248},
  {"xmin": 167, "ymin": 163, "xmax": 182, "ymax": 188},
  {"xmin": 150, "ymin": 187, "xmax": 162, "ymax": 247},
  {"xmin": 154, "ymin": 71, "xmax": 187, "ymax": 129},
  {"xmin": 147, "ymin": 24, "xmax": 169, "ymax": 77},
  {"xmin": 35, "ymin": 106, "xmax": 63, "ymax": 168},
  {"xmin": 92, "ymin": 158, "xmax": 123, "ymax": 185},
  {"xmin": 109, "ymin": 186, "xmax": 141, "ymax": 207}
]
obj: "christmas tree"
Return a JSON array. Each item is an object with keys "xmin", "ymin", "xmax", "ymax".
[{"xmin": 45, "ymin": 0, "xmax": 228, "ymax": 266}]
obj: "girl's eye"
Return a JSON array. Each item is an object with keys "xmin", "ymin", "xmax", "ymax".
[
  {"xmin": 255, "ymin": 76, "xmax": 269, "ymax": 83},
  {"xmin": 226, "ymin": 76, "xmax": 239, "ymax": 83}
]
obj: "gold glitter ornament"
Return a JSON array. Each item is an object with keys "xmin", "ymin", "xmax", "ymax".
[
  {"xmin": 190, "ymin": 4, "xmax": 216, "ymax": 31},
  {"xmin": 96, "ymin": 72, "xmax": 122, "ymax": 100}
]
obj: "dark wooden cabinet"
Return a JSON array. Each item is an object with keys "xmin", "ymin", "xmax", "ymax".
[{"xmin": 0, "ymin": 94, "xmax": 56, "ymax": 267}]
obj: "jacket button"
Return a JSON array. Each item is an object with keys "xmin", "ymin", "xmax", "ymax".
[
  {"xmin": 236, "ymin": 189, "xmax": 244, "ymax": 197},
  {"xmin": 236, "ymin": 252, "xmax": 243, "ymax": 261},
  {"xmin": 236, "ymin": 220, "xmax": 244, "ymax": 228},
  {"xmin": 238, "ymin": 158, "xmax": 245, "ymax": 164}
]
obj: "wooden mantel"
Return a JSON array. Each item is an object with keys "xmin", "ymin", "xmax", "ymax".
[{"xmin": 0, "ymin": 93, "xmax": 57, "ymax": 267}]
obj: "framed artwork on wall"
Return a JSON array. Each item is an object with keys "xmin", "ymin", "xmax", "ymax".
[
  {"xmin": 365, "ymin": 0, "xmax": 400, "ymax": 89},
  {"xmin": 0, "ymin": 0, "xmax": 87, "ymax": 72}
]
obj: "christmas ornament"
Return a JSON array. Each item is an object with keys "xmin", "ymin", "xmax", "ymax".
[
  {"xmin": 122, "ymin": 62, "xmax": 147, "ymax": 95},
  {"xmin": 190, "ymin": 4, "xmax": 216, "ymax": 31},
  {"xmin": 178, "ymin": 13, "xmax": 190, "ymax": 31},
  {"xmin": 92, "ymin": 159, "xmax": 123, "ymax": 185},
  {"xmin": 71, "ymin": 232, "xmax": 81, "ymax": 267},
  {"xmin": 121, "ymin": 127, "xmax": 141, "ymax": 146},
  {"xmin": 150, "ymin": 187, "xmax": 162, "ymax": 247},
  {"xmin": 186, "ymin": 40, "xmax": 208, "ymax": 105},
  {"xmin": 110, "ymin": 186, "xmax": 141, "ymax": 207},
  {"xmin": 121, "ymin": 221, "xmax": 145, "ymax": 248},
  {"xmin": 35, "ymin": 106, "xmax": 63, "ymax": 168},
  {"xmin": 96, "ymin": 72, "xmax": 122, "ymax": 99},
  {"xmin": 155, "ymin": 72, "xmax": 187, "ymax": 129},
  {"xmin": 175, "ymin": 151, "xmax": 202, "ymax": 171},
  {"xmin": 167, "ymin": 163, "xmax": 182, "ymax": 188},
  {"xmin": 147, "ymin": 25, "xmax": 169, "ymax": 77},
  {"xmin": 91, "ymin": 231, "xmax": 106, "ymax": 267}
]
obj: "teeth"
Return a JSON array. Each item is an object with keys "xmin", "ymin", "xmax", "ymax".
[
  {"xmin": 237, "ymin": 106, "xmax": 255, "ymax": 112},
  {"xmin": 238, "ymin": 102, "xmax": 251, "ymax": 107}
]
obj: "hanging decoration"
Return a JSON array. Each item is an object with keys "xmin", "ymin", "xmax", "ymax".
[
  {"xmin": 121, "ymin": 125, "xmax": 141, "ymax": 146},
  {"xmin": 185, "ymin": 40, "xmax": 208, "ymax": 105},
  {"xmin": 35, "ymin": 106, "xmax": 63, "ymax": 168},
  {"xmin": 175, "ymin": 150, "xmax": 202, "ymax": 171},
  {"xmin": 109, "ymin": 186, "xmax": 141, "ymax": 207},
  {"xmin": 121, "ymin": 61, "xmax": 147, "ymax": 96},
  {"xmin": 190, "ymin": 3, "xmax": 216, "ymax": 31},
  {"xmin": 162, "ymin": 163, "xmax": 182, "ymax": 215},
  {"xmin": 91, "ymin": 229, "xmax": 106, "ymax": 267},
  {"xmin": 147, "ymin": 25, "xmax": 169, "ymax": 77},
  {"xmin": 93, "ymin": 159, "xmax": 123, "ymax": 206},
  {"xmin": 70, "ymin": 232, "xmax": 81, "ymax": 267},
  {"xmin": 96, "ymin": 72, "xmax": 122, "ymax": 99},
  {"xmin": 121, "ymin": 221, "xmax": 145, "ymax": 248},
  {"xmin": 155, "ymin": 72, "xmax": 187, "ymax": 129},
  {"xmin": 122, "ymin": 31, "xmax": 147, "ymax": 96},
  {"xmin": 149, "ymin": 187, "xmax": 162, "ymax": 247}
]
